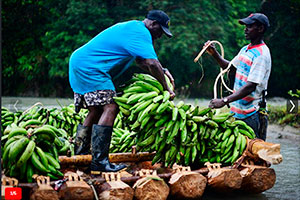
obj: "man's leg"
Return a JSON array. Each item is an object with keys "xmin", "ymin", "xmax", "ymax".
[
  {"xmin": 90, "ymin": 96, "xmax": 126, "ymax": 173},
  {"xmin": 97, "ymin": 103, "xmax": 119, "ymax": 126},
  {"xmin": 258, "ymin": 113, "xmax": 268, "ymax": 141},
  {"xmin": 84, "ymin": 106, "xmax": 103, "ymax": 126},
  {"xmin": 74, "ymin": 107, "xmax": 103, "ymax": 155},
  {"xmin": 74, "ymin": 91, "xmax": 103, "ymax": 155}
]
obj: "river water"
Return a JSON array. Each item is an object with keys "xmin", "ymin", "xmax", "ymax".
[{"xmin": 2, "ymin": 97, "xmax": 300, "ymax": 200}]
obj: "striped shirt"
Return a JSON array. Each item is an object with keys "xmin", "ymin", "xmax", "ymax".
[{"xmin": 230, "ymin": 43, "xmax": 271, "ymax": 119}]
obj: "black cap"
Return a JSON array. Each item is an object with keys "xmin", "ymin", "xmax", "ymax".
[
  {"xmin": 239, "ymin": 13, "xmax": 270, "ymax": 28},
  {"xmin": 146, "ymin": 10, "xmax": 172, "ymax": 38}
]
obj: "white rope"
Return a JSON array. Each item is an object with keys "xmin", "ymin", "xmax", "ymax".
[{"xmin": 194, "ymin": 40, "xmax": 234, "ymax": 99}]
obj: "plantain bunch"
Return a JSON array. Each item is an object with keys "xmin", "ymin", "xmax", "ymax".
[
  {"xmin": 1, "ymin": 123, "xmax": 75, "ymax": 182},
  {"xmin": 111, "ymin": 73, "xmax": 256, "ymax": 167},
  {"xmin": 1, "ymin": 104, "xmax": 87, "ymax": 139}
]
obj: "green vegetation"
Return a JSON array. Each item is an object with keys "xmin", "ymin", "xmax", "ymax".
[
  {"xmin": 2, "ymin": 0, "xmax": 300, "ymax": 98},
  {"xmin": 268, "ymin": 105, "xmax": 300, "ymax": 129}
]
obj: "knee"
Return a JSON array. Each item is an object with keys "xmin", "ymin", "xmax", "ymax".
[{"xmin": 103, "ymin": 103, "xmax": 119, "ymax": 115}]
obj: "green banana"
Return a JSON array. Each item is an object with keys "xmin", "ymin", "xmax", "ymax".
[
  {"xmin": 7, "ymin": 127, "xmax": 28, "ymax": 139},
  {"xmin": 44, "ymin": 152, "xmax": 60, "ymax": 169},
  {"xmin": 31, "ymin": 151, "xmax": 49, "ymax": 173},
  {"xmin": 36, "ymin": 146, "xmax": 49, "ymax": 168},
  {"xmin": 9, "ymin": 137, "xmax": 30, "ymax": 162},
  {"xmin": 138, "ymin": 91, "xmax": 159, "ymax": 102},
  {"xmin": 16, "ymin": 140, "xmax": 36, "ymax": 168}
]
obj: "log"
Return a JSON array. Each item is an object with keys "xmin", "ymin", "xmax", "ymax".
[
  {"xmin": 207, "ymin": 168, "xmax": 242, "ymax": 193},
  {"xmin": 239, "ymin": 165, "xmax": 276, "ymax": 193},
  {"xmin": 98, "ymin": 180, "xmax": 134, "ymax": 200},
  {"xmin": 169, "ymin": 171, "xmax": 207, "ymax": 199},
  {"xmin": 29, "ymin": 176, "xmax": 59, "ymax": 200},
  {"xmin": 30, "ymin": 187, "xmax": 60, "ymax": 200},
  {"xmin": 59, "ymin": 152, "xmax": 156, "ymax": 166},
  {"xmin": 58, "ymin": 172, "xmax": 94, "ymax": 200},
  {"xmin": 251, "ymin": 140, "xmax": 283, "ymax": 164},
  {"xmin": 133, "ymin": 176, "xmax": 169, "ymax": 200}
]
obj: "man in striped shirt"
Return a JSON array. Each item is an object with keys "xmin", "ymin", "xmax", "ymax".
[{"xmin": 205, "ymin": 13, "xmax": 271, "ymax": 140}]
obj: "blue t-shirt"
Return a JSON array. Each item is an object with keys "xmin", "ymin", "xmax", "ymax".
[{"xmin": 69, "ymin": 20, "xmax": 158, "ymax": 94}]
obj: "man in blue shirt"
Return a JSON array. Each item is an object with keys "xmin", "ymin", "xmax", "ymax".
[{"xmin": 69, "ymin": 10, "xmax": 175, "ymax": 173}]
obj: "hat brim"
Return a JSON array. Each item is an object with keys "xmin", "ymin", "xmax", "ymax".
[
  {"xmin": 161, "ymin": 25, "xmax": 172, "ymax": 38},
  {"xmin": 238, "ymin": 17, "xmax": 256, "ymax": 25}
]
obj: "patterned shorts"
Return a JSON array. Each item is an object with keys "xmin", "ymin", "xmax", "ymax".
[{"xmin": 74, "ymin": 90, "xmax": 116, "ymax": 109}]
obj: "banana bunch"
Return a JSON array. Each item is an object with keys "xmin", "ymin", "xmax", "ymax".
[
  {"xmin": 1, "ymin": 104, "xmax": 87, "ymax": 140},
  {"xmin": 112, "ymin": 73, "xmax": 256, "ymax": 167},
  {"xmin": 1, "ymin": 124, "xmax": 74, "ymax": 182},
  {"xmin": 110, "ymin": 128, "xmax": 137, "ymax": 153},
  {"xmin": 1, "ymin": 107, "xmax": 21, "ymax": 133}
]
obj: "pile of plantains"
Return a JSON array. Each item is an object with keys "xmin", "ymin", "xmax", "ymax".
[
  {"xmin": 110, "ymin": 73, "xmax": 256, "ymax": 167},
  {"xmin": 1, "ymin": 104, "xmax": 87, "ymax": 182}
]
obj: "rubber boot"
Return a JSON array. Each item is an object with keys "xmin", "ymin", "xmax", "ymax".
[
  {"xmin": 90, "ymin": 124, "xmax": 127, "ymax": 174},
  {"xmin": 74, "ymin": 124, "xmax": 92, "ymax": 155}
]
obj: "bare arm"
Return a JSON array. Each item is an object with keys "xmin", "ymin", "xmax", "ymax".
[
  {"xmin": 209, "ymin": 82, "xmax": 257, "ymax": 108},
  {"xmin": 136, "ymin": 58, "xmax": 175, "ymax": 99}
]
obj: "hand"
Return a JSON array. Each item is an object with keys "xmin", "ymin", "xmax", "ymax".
[
  {"xmin": 168, "ymin": 90, "xmax": 176, "ymax": 100},
  {"xmin": 209, "ymin": 99, "xmax": 225, "ymax": 109},
  {"xmin": 164, "ymin": 68, "xmax": 175, "ymax": 90},
  {"xmin": 204, "ymin": 40, "xmax": 217, "ymax": 56}
]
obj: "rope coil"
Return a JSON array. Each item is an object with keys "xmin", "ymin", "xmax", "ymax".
[{"xmin": 194, "ymin": 40, "xmax": 234, "ymax": 99}]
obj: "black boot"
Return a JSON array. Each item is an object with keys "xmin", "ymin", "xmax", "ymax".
[
  {"xmin": 74, "ymin": 124, "xmax": 91, "ymax": 155},
  {"xmin": 90, "ymin": 124, "xmax": 127, "ymax": 173}
]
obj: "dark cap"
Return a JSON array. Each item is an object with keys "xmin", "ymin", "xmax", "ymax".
[
  {"xmin": 239, "ymin": 13, "xmax": 270, "ymax": 28},
  {"xmin": 146, "ymin": 10, "xmax": 172, "ymax": 38}
]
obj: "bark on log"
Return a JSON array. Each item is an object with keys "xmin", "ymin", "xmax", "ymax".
[
  {"xmin": 133, "ymin": 176, "xmax": 169, "ymax": 200},
  {"xmin": 207, "ymin": 168, "xmax": 242, "ymax": 193},
  {"xmin": 240, "ymin": 165, "xmax": 276, "ymax": 193},
  {"xmin": 169, "ymin": 172, "xmax": 207, "ymax": 199},
  {"xmin": 98, "ymin": 180, "xmax": 134, "ymax": 200},
  {"xmin": 59, "ymin": 152, "xmax": 156, "ymax": 166},
  {"xmin": 58, "ymin": 180, "xmax": 94, "ymax": 200},
  {"xmin": 29, "ymin": 185, "xmax": 59, "ymax": 200}
]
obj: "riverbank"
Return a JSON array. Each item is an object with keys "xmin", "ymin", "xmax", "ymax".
[{"xmin": 268, "ymin": 124, "xmax": 300, "ymax": 141}]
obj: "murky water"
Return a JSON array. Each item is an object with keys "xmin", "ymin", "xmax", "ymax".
[{"xmin": 2, "ymin": 97, "xmax": 299, "ymax": 200}]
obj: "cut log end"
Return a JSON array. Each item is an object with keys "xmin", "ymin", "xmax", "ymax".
[
  {"xmin": 169, "ymin": 172, "xmax": 207, "ymax": 199},
  {"xmin": 241, "ymin": 166, "xmax": 276, "ymax": 193},
  {"xmin": 134, "ymin": 177, "xmax": 169, "ymax": 200},
  {"xmin": 208, "ymin": 169, "xmax": 242, "ymax": 192},
  {"xmin": 98, "ymin": 181, "xmax": 134, "ymax": 200},
  {"xmin": 30, "ymin": 189, "xmax": 59, "ymax": 200}
]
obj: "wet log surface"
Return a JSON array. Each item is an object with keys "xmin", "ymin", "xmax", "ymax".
[
  {"xmin": 207, "ymin": 168, "xmax": 242, "ymax": 193},
  {"xmin": 98, "ymin": 180, "xmax": 134, "ymax": 200},
  {"xmin": 169, "ymin": 172, "xmax": 207, "ymax": 199},
  {"xmin": 239, "ymin": 165, "xmax": 276, "ymax": 193},
  {"xmin": 133, "ymin": 176, "xmax": 169, "ymax": 200},
  {"xmin": 58, "ymin": 180, "xmax": 94, "ymax": 200},
  {"xmin": 29, "ymin": 185, "xmax": 59, "ymax": 200}
]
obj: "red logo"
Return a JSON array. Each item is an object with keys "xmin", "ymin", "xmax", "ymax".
[{"xmin": 5, "ymin": 187, "xmax": 22, "ymax": 200}]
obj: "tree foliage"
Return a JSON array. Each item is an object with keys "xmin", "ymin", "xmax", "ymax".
[{"xmin": 2, "ymin": 0, "xmax": 299, "ymax": 98}]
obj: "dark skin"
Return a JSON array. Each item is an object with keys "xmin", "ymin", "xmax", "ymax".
[
  {"xmin": 83, "ymin": 19, "xmax": 175, "ymax": 127},
  {"xmin": 205, "ymin": 22, "xmax": 265, "ymax": 109}
]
